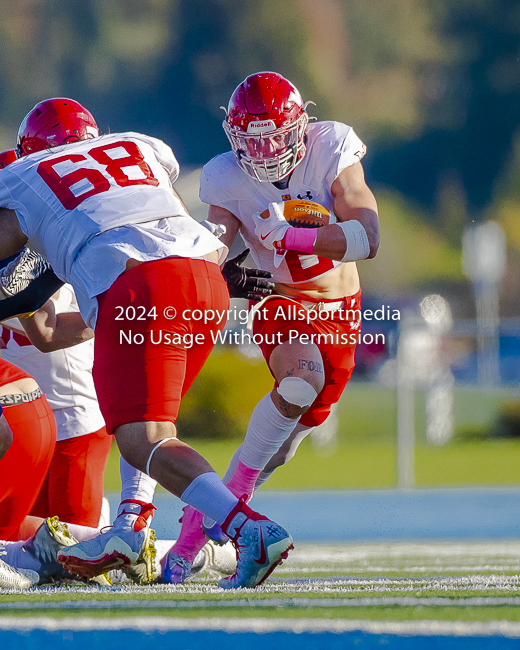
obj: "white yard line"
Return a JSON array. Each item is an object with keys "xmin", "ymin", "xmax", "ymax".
[
  {"xmin": 2, "ymin": 572, "xmax": 520, "ymax": 597},
  {"xmin": 2, "ymin": 595, "xmax": 520, "ymax": 609},
  {"xmin": 2, "ymin": 616, "xmax": 520, "ymax": 637}
]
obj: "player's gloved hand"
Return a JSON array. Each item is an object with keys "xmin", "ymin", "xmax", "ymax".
[
  {"xmin": 222, "ymin": 249, "xmax": 274, "ymax": 302},
  {"xmin": 252, "ymin": 202, "xmax": 291, "ymax": 251},
  {"xmin": 0, "ymin": 248, "xmax": 51, "ymax": 300}
]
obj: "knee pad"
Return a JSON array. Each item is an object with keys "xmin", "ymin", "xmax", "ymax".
[{"xmin": 277, "ymin": 377, "xmax": 318, "ymax": 408}]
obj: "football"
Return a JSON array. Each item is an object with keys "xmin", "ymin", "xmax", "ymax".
[{"xmin": 261, "ymin": 199, "xmax": 330, "ymax": 228}]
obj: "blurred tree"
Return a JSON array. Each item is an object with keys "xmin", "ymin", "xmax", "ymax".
[
  {"xmin": 0, "ymin": 0, "xmax": 518, "ymax": 251},
  {"xmin": 372, "ymin": 0, "xmax": 520, "ymax": 224}
]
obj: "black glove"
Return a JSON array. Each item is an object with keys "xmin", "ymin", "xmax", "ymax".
[{"xmin": 222, "ymin": 249, "xmax": 274, "ymax": 302}]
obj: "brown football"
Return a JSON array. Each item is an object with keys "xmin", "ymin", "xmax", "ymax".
[{"xmin": 260, "ymin": 199, "xmax": 330, "ymax": 228}]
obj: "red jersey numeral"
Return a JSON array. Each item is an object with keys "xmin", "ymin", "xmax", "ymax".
[
  {"xmin": 38, "ymin": 153, "xmax": 110, "ymax": 210},
  {"xmin": 88, "ymin": 141, "xmax": 159, "ymax": 189},
  {"xmin": 37, "ymin": 140, "xmax": 159, "ymax": 210},
  {"xmin": 285, "ymin": 250, "xmax": 335, "ymax": 283}
]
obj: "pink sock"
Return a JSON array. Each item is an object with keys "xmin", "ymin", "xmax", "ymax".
[
  {"xmin": 170, "ymin": 506, "xmax": 207, "ymax": 562},
  {"xmin": 225, "ymin": 461, "xmax": 261, "ymax": 503}
]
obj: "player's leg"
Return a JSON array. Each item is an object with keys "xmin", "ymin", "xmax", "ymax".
[
  {"xmin": 0, "ymin": 396, "xmax": 96, "ymax": 585},
  {"xmin": 166, "ymin": 301, "xmax": 323, "ymax": 579},
  {"xmin": 30, "ymin": 426, "xmax": 112, "ymax": 527},
  {"xmin": 224, "ymin": 421, "xmax": 315, "ymax": 490},
  {"xmin": 56, "ymin": 259, "xmax": 194, "ymax": 579},
  {"xmin": 60, "ymin": 258, "xmax": 293, "ymax": 587},
  {"xmin": 210, "ymin": 299, "xmax": 325, "ymax": 508},
  {"xmin": 255, "ymin": 300, "xmax": 360, "ymax": 486},
  {"xmin": 216, "ymin": 338, "xmax": 323, "ymax": 502},
  {"xmin": 0, "ymin": 395, "xmax": 56, "ymax": 541},
  {"xmin": 1, "ymin": 516, "xmax": 110, "ymax": 587}
]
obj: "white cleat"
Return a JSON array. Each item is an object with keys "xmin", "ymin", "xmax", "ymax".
[
  {"xmin": 58, "ymin": 500, "xmax": 156, "ymax": 584},
  {"xmin": 201, "ymin": 540, "xmax": 237, "ymax": 578},
  {"xmin": 0, "ymin": 557, "xmax": 32, "ymax": 590}
]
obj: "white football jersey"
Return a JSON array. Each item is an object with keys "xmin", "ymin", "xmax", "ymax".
[
  {"xmin": 0, "ymin": 285, "xmax": 105, "ymax": 441},
  {"xmin": 200, "ymin": 121, "xmax": 366, "ymax": 285},
  {"xmin": 0, "ymin": 132, "xmax": 225, "ymax": 326}
]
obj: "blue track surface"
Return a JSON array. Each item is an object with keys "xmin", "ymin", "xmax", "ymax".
[
  {"xmin": 2, "ymin": 628, "xmax": 519, "ymax": 649},
  {"xmin": 108, "ymin": 487, "xmax": 520, "ymax": 542}
]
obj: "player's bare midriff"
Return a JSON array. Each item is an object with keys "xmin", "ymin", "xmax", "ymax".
[
  {"xmin": 0, "ymin": 377, "xmax": 39, "ymax": 397},
  {"xmin": 274, "ymin": 260, "xmax": 360, "ymax": 301}
]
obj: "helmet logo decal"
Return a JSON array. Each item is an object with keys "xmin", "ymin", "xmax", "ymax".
[{"xmin": 247, "ymin": 120, "xmax": 277, "ymax": 132}]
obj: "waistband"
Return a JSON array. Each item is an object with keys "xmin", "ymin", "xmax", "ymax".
[
  {"xmin": 0, "ymin": 387, "xmax": 43, "ymax": 407},
  {"xmin": 298, "ymin": 298, "xmax": 345, "ymax": 312},
  {"xmin": 247, "ymin": 289, "xmax": 361, "ymax": 329}
]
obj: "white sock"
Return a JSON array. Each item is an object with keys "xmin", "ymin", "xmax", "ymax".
[
  {"xmin": 181, "ymin": 472, "xmax": 238, "ymax": 525},
  {"xmin": 120, "ymin": 456, "xmax": 157, "ymax": 503},
  {"xmin": 239, "ymin": 393, "xmax": 299, "ymax": 470},
  {"xmin": 221, "ymin": 444, "xmax": 242, "ymax": 485},
  {"xmin": 66, "ymin": 523, "xmax": 101, "ymax": 541},
  {"xmin": 254, "ymin": 424, "xmax": 315, "ymax": 490}
]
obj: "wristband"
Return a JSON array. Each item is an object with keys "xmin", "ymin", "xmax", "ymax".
[
  {"xmin": 277, "ymin": 227, "xmax": 318, "ymax": 254},
  {"xmin": 337, "ymin": 220, "xmax": 370, "ymax": 262}
]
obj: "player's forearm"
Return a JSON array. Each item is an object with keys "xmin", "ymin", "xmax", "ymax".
[
  {"xmin": 314, "ymin": 209, "xmax": 380, "ymax": 261},
  {"xmin": 21, "ymin": 309, "xmax": 93, "ymax": 352},
  {"xmin": 277, "ymin": 212, "xmax": 379, "ymax": 263}
]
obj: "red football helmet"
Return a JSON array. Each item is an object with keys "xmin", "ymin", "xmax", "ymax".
[
  {"xmin": 16, "ymin": 98, "xmax": 99, "ymax": 157},
  {"xmin": 0, "ymin": 149, "xmax": 17, "ymax": 169},
  {"xmin": 223, "ymin": 72, "xmax": 312, "ymax": 182}
]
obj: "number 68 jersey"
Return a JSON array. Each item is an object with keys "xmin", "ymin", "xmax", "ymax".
[
  {"xmin": 0, "ymin": 132, "xmax": 225, "ymax": 326},
  {"xmin": 200, "ymin": 120, "xmax": 367, "ymax": 285}
]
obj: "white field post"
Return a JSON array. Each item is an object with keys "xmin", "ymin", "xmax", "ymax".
[
  {"xmin": 397, "ymin": 296, "xmax": 454, "ymax": 486},
  {"xmin": 462, "ymin": 222, "xmax": 506, "ymax": 387},
  {"xmin": 420, "ymin": 295, "xmax": 454, "ymax": 446},
  {"xmin": 397, "ymin": 315, "xmax": 416, "ymax": 489}
]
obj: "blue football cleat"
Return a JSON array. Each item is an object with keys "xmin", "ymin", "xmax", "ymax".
[{"xmin": 217, "ymin": 497, "xmax": 293, "ymax": 589}]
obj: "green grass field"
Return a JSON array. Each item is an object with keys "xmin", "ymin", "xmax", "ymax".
[
  {"xmin": 61, "ymin": 376, "xmax": 519, "ymax": 636},
  {"xmin": 104, "ymin": 382, "xmax": 520, "ymax": 492},
  {"xmin": 2, "ymin": 542, "xmax": 520, "ymax": 625}
]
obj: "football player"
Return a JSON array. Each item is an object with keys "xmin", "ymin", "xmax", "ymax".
[
  {"xmin": 0, "ymin": 358, "xmax": 90, "ymax": 586},
  {"xmin": 1, "ymin": 151, "xmax": 111, "ymax": 528},
  {"xmin": 0, "ymin": 357, "xmax": 56, "ymax": 540},
  {"xmin": 164, "ymin": 71, "xmax": 380, "ymax": 581},
  {"xmin": 0, "ymin": 150, "xmax": 16, "ymax": 169},
  {"xmin": 0, "ymin": 97, "xmax": 293, "ymax": 589}
]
